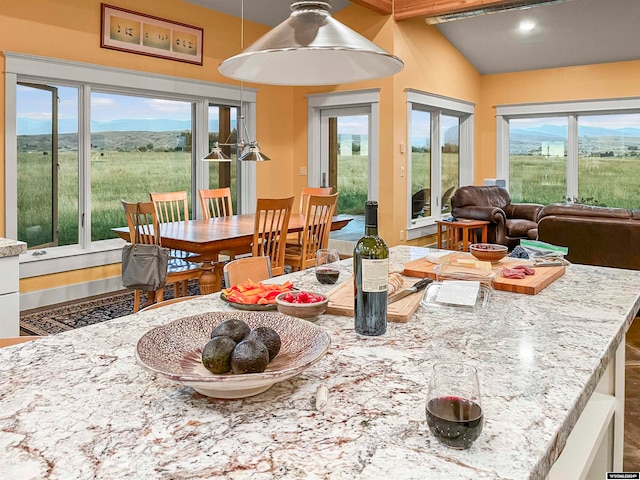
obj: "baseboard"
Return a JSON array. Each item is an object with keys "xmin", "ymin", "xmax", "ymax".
[{"xmin": 20, "ymin": 276, "xmax": 125, "ymax": 312}]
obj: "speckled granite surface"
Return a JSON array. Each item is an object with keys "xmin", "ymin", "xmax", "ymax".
[
  {"xmin": 1, "ymin": 246, "xmax": 639, "ymax": 479},
  {"xmin": 0, "ymin": 238, "xmax": 26, "ymax": 258}
]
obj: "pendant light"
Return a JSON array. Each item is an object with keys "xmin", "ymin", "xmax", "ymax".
[
  {"xmin": 204, "ymin": 0, "xmax": 270, "ymax": 162},
  {"xmin": 218, "ymin": 0, "xmax": 404, "ymax": 86},
  {"xmin": 202, "ymin": 142, "xmax": 231, "ymax": 161}
]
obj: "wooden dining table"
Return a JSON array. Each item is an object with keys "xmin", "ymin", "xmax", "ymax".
[{"xmin": 113, "ymin": 213, "xmax": 353, "ymax": 294}]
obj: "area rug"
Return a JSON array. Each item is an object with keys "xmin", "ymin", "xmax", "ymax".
[{"xmin": 20, "ymin": 281, "xmax": 200, "ymax": 336}]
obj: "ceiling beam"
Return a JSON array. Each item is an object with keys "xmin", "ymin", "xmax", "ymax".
[
  {"xmin": 348, "ymin": 0, "xmax": 393, "ymax": 16},
  {"xmin": 393, "ymin": 0, "xmax": 519, "ymax": 21}
]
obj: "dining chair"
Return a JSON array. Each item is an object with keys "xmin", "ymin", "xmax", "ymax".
[
  {"xmin": 299, "ymin": 186, "xmax": 333, "ymax": 214},
  {"xmin": 0, "ymin": 336, "xmax": 40, "ymax": 348},
  {"xmin": 121, "ymin": 200, "xmax": 201, "ymax": 313},
  {"xmin": 149, "ymin": 191, "xmax": 200, "ymax": 262},
  {"xmin": 199, "ymin": 187, "xmax": 233, "ymax": 219},
  {"xmin": 138, "ymin": 296, "xmax": 199, "ymax": 312},
  {"xmin": 223, "ymin": 256, "xmax": 273, "ymax": 287},
  {"xmin": 252, "ymin": 196, "xmax": 294, "ymax": 277},
  {"xmin": 198, "ymin": 188, "xmax": 250, "ymax": 260},
  {"xmin": 285, "ymin": 193, "xmax": 338, "ymax": 271}
]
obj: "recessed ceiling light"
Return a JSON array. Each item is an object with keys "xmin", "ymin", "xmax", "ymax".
[{"xmin": 519, "ymin": 20, "xmax": 536, "ymax": 32}]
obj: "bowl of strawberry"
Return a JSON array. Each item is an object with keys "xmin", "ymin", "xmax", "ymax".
[{"xmin": 275, "ymin": 290, "xmax": 329, "ymax": 321}]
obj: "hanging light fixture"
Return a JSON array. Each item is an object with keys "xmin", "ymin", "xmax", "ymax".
[
  {"xmin": 218, "ymin": 0, "xmax": 404, "ymax": 86},
  {"xmin": 204, "ymin": 0, "xmax": 270, "ymax": 162},
  {"xmin": 202, "ymin": 141, "xmax": 231, "ymax": 161}
]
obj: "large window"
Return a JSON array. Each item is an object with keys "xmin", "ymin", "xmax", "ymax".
[
  {"xmin": 6, "ymin": 53, "xmax": 256, "ymax": 273},
  {"xmin": 497, "ymin": 99, "xmax": 640, "ymax": 209},
  {"xmin": 406, "ymin": 90, "xmax": 474, "ymax": 238}
]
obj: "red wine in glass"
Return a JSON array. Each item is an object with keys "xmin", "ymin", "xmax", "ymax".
[
  {"xmin": 426, "ymin": 395, "xmax": 483, "ymax": 449},
  {"xmin": 316, "ymin": 268, "xmax": 340, "ymax": 284}
]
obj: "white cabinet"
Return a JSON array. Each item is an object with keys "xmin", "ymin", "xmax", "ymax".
[{"xmin": 0, "ymin": 240, "xmax": 27, "ymax": 338}]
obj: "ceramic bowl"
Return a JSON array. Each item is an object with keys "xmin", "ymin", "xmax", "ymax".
[
  {"xmin": 136, "ymin": 311, "xmax": 331, "ymax": 399},
  {"xmin": 275, "ymin": 291, "xmax": 329, "ymax": 320},
  {"xmin": 469, "ymin": 243, "xmax": 508, "ymax": 263}
]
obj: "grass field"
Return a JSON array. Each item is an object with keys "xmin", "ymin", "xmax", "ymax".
[{"xmin": 17, "ymin": 151, "xmax": 640, "ymax": 247}]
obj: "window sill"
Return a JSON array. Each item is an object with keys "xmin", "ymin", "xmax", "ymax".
[
  {"xmin": 19, "ymin": 239, "xmax": 126, "ymax": 279},
  {"xmin": 407, "ymin": 220, "xmax": 438, "ymax": 240}
]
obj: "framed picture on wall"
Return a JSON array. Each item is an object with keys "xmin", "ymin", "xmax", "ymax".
[{"xmin": 100, "ymin": 4, "xmax": 203, "ymax": 65}]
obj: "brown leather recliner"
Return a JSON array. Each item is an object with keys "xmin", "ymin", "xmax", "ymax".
[{"xmin": 450, "ymin": 186, "xmax": 543, "ymax": 250}]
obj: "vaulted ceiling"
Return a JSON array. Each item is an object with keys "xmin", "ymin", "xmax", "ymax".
[{"xmin": 184, "ymin": 0, "xmax": 640, "ymax": 74}]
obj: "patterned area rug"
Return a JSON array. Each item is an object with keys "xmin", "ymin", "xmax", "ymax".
[{"xmin": 20, "ymin": 281, "xmax": 200, "ymax": 336}]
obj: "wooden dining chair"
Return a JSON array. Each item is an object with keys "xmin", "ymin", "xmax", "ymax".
[
  {"xmin": 285, "ymin": 193, "xmax": 338, "ymax": 271},
  {"xmin": 252, "ymin": 196, "xmax": 294, "ymax": 277},
  {"xmin": 138, "ymin": 296, "xmax": 199, "ymax": 312},
  {"xmin": 149, "ymin": 191, "xmax": 200, "ymax": 262},
  {"xmin": 223, "ymin": 256, "xmax": 273, "ymax": 287},
  {"xmin": 198, "ymin": 187, "xmax": 249, "ymax": 261},
  {"xmin": 299, "ymin": 186, "xmax": 333, "ymax": 214},
  {"xmin": 199, "ymin": 188, "xmax": 233, "ymax": 219},
  {"xmin": 121, "ymin": 200, "xmax": 201, "ymax": 313}
]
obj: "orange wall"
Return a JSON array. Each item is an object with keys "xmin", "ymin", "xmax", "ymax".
[{"xmin": 476, "ymin": 60, "xmax": 640, "ymax": 183}]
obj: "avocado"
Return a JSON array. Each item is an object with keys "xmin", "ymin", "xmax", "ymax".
[
  {"xmin": 211, "ymin": 319, "xmax": 251, "ymax": 343},
  {"xmin": 246, "ymin": 327, "xmax": 281, "ymax": 361},
  {"xmin": 230, "ymin": 339, "xmax": 269, "ymax": 374},
  {"xmin": 201, "ymin": 336, "xmax": 237, "ymax": 374}
]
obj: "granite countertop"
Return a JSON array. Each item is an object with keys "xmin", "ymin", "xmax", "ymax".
[
  {"xmin": 1, "ymin": 246, "xmax": 639, "ymax": 479},
  {"xmin": 0, "ymin": 237, "xmax": 27, "ymax": 258}
]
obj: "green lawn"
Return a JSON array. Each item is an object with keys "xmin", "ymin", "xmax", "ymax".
[{"xmin": 17, "ymin": 151, "xmax": 640, "ymax": 248}]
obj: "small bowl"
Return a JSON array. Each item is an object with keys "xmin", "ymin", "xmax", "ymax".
[
  {"xmin": 275, "ymin": 291, "xmax": 329, "ymax": 320},
  {"xmin": 469, "ymin": 243, "xmax": 508, "ymax": 263}
]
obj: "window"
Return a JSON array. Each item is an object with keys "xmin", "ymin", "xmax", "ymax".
[
  {"xmin": 406, "ymin": 90, "xmax": 474, "ymax": 239},
  {"xmin": 497, "ymin": 98, "xmax": 640, "ymax": 209},
  {"xmin": 6, "ymin": 53, "xmax": 256, "ymax": 274}
]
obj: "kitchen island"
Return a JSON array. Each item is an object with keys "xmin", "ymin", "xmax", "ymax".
[{"xmin": 1, "ymin": 246, "xmax": 638, "ymax": 479}]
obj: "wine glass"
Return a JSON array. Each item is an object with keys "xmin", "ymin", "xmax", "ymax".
[
  {"xmin": 315, "ymin": 248, "xmax": 341, "ymax": 285},
  {"xmin": 425, "ymin": 362, "xmax": 483, "ymax": 449}
]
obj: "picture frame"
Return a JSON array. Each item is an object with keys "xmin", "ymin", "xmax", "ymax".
[{"xmin": 100, "ymin": 4, "xmax": 203, "ymax": 65}]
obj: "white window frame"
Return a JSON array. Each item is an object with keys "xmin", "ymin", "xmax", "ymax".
[
  {"xmin": 496, "ymin": 97, "xmax": 640, "ymax": 197},
  {"xmin": 307, "ymin": 89, "xmax": 380, "ymax": 200},
  {"xmin": 405, "ymin": 89, "xmax": 475, "ymax": 239},
  {"xmin": 4, "ymin": 52, "xmax": 257, "ymax": 277}
]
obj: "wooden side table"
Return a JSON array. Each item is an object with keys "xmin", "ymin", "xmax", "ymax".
[{"xmin": 436, "ymin": 219, "xmax": 489, "ymax": 251}]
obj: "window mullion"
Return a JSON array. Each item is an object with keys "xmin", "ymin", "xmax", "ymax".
[
  {"xmin": 80, "ymin": 85, "xmax": 91, "ymax": 248},
  {"xmin": 566, "ymin": 115, "xmax": 579, "ymax": 201},
  {"xmin": 432, "ymin": 112, "xmax": 442, "ymax": 211}
]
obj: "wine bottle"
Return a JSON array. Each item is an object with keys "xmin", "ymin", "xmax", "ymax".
[{"xmin": 353, "ymin": 201, "xmax": 389, "ymax": 336}]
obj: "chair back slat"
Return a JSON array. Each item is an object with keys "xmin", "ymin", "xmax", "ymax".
[
  {"xmin": 150, "ymin": 191, "xmax": 190, "ymax": 223},
  {"xmin": 199, "ymin": 188, "xmax": 233, "ymax": 219},
  {"xmin": 299, "ymin": 193, "xmax": 338, "ymax": 266},
  {"xmin": 252, "ymin": 196, "xmax": 294, "ymax": 276}
]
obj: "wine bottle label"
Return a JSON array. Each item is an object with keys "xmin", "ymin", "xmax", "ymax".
[{"xmin": 361, "ymin": 259, "xmax": 389, "ymax": 293}]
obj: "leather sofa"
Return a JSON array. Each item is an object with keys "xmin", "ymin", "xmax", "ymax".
[
  {"xmin": 537, "ymin": 203, "xmax": 640, "ymax": 270},
  {"xmin": 450, "ymin": 186, "xmax": 543, "ymax": 249}
]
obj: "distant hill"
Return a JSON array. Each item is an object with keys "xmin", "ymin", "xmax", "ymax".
[{"xmin": 17, "ymin": 117, "xmax": 229, "ymax": 135}]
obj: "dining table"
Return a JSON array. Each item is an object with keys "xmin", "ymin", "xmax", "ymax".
[
  {"xmin": 113, "ymin": 213, "xmax": 353, "ymax": 294},
  {"xmin": 1, "ymin": 245, "xmax": 639, "ymax": 479}
]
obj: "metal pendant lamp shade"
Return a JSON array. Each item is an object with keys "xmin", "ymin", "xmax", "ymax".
[
  {"xmin": 202, "ymin": 142, "xmax": 231, "ymax": 161},
  {"xmin": 218, "ymin": 1, "xmax": 404, "ymax": 86},
  {"xmin": 239, "ymin": 142, "xmax": 271, "ymax": 162}
]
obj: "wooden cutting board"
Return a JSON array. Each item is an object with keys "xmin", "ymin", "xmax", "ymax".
[
  {"xmin": 402, "ymin": 255, "xmax": 565, "ymax": 295},
  {"xmin": 325, "ymin": 277, "xmax": 424, "ymax": 323}
]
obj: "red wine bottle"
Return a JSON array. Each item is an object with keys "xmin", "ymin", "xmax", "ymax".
[{"xmin": 353, "ymin": 201, "xmax": 389, "ymax": 336}]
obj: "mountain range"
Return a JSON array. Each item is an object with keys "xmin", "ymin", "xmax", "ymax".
[{"xmin": 17, "ymin": 118, "xmax": 226, "ymax": 135}]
